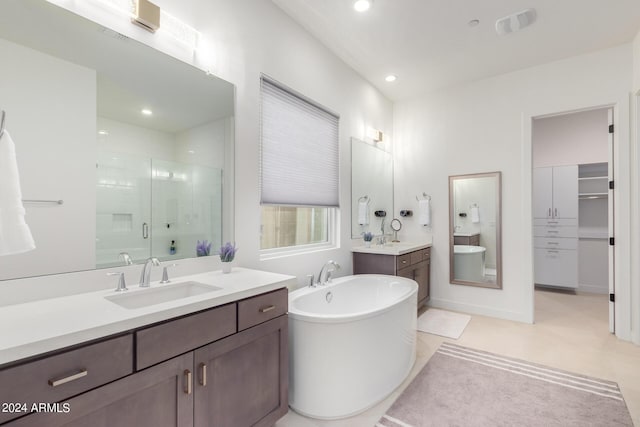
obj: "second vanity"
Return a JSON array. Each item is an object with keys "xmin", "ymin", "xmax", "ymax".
[
  {"xmin": 0, "ymin": 268, "xmax": 294, "ymax": 427},
  {"xmin": 352, "ymin": 242, "xmax": 431, "ymax": 308}
]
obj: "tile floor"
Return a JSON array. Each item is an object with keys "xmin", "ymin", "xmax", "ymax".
[{"xmin": 276, "ymin": 289, "xmax": 640, "ymax": 426}]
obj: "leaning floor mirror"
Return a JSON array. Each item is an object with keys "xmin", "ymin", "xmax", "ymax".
[{"xmin": 449, "ymin": 172, "xmax": 502, "ymax": 289}]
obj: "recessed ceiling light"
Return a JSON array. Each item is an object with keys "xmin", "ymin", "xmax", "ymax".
[
  {"xmin": 354, "ymin": 0, "xmax": 372, "ymax": 12},
  {"xmin": 187, "ymin": 150, "xmax": 195, "ymax": 154},
  {"xmin": 141, "ymin": 108, "xmax": 153, "ymax": 116},
  {"xmin": 468, "ymin": 19, "xmax": 480, "ymax": 27},
  {"xmin": 385, "ymin": 74, "xmax": 397, "ymax": 83},
  {"xmin": 98, "ymin": 130, "xmax": 109, "ymax": 135}
]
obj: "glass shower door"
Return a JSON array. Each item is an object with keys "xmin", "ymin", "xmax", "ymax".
[{"xmin": 96, "ymin": 152, "xmax": 152, "ymax": 268}]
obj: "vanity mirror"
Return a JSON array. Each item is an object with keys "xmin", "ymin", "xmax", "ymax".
[
  {"xmin": 0, "ymin": 0, "xmax": 235, "ymax": 280},
  {"xmin": 351, "ymin": 138, "xmax": 393, "ymax": 238},
  {"xmin": 449, "ymin": 172, "xmax": 502, "ymax": 289}
]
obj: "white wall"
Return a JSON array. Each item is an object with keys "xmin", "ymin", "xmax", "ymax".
[
  {"xmin": 394, "ymin": 44, "xmax": 633, "ymax": 329},
  {"xmin": 532, "ymin": 109, "xmax": 609, "ymax": 167},
  {"xmin": 0, "ymin": 38, "xmax": 96, "ymax": 280}
]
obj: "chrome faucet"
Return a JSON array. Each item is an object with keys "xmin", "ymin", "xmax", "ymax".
[
  {"xmin": 317, "ymin": 260, "xmax": 341, "ymax": 286},
  {"xmin": 139, "ymin": 257, "xmax": 160, "ymax": 287}
]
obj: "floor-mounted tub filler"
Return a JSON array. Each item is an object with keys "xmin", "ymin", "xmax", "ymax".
[{"xmin": 288, "ymin": 274, "xmax": 418, "ymax": 419}]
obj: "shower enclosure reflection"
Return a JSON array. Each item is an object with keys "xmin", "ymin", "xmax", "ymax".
[
  {"xmin": 449, "ymin": 172, "xmax": 502, "ymax": 289},
  {"xmin": 96, "ymin": 153, "xmax": 222, "ymax": 267}
]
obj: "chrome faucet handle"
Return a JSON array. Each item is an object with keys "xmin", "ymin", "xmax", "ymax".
[
  {"xmin": 108, "ymin": 271, "xmax": 128, "ymax": 292},
  {"xmin": 118, "ymin": 252, "xmax": 133, "ymax": 266},
  {"xmin": 160, "ymin": 264, "xmax": 178, "ymax": 284},
  {"xmin": 306, "ymin": 274, "xmax": 316, "ymax": 288},
  {"xmin": 326, "ymin": 261, "xmax": 341, "ymax": 283}
]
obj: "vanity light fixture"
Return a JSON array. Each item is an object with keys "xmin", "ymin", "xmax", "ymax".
[
  {"xmin": 132, "ymin": 0, "xmax": 160, "ymax": 33},
  {"xmin": 385, "ymin": 74, "xmax": 397, "ymax": 83},
  {"xmin": 141, "ymin": 108, "xmax": 153, "ymax": 116},
  {"xmin": 354, "ymin": 0, "xmax": 372, "ymax": 12},
  {"xmin": 367, "ymin": 127, "xmax": 384, "ymax": 143}
]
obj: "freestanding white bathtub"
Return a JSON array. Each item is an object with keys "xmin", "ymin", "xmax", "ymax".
[
  {"xmin": 288, "ymin": 274, "xmax": 418, "ymax": 420},
  {"xmin": 454, "ymin": 244, "xmax": 486, "ymax": 282}
]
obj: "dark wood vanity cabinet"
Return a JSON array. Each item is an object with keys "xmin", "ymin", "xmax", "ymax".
[
  {"xmin": 2, "ymin": 288, "xmax": 288, "ymax": 427},
  {"xmin": 353, "ymin": 247, "xmax": 430, "ymax": 307},
  {"xmin": 453, "ymin": 234, "xmax": 480, "ymax": 246}
]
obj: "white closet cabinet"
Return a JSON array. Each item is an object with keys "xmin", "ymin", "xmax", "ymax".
[
  {"xmin": 533, "ymin": 166, "xmax": 578, "ymax": 219},
  {"xmin": 533, "ymin": 165, "xmax": 578, "ymax": 289}
]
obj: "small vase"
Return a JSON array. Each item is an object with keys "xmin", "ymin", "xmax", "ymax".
[
  {"xmin": 222, "ymin": 262, "xmax": 232, "ymax": 274},
  {"xmin": 364, "ymin": 241, "xmax": 371, "ymax": 248}
]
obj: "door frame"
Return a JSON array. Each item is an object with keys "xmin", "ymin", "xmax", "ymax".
[{"xmin": 521, "ymin": 100, "xmax": 632, "ymax": 341}]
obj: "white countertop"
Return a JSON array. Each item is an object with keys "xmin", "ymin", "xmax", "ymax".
[
  {"xmin": 453, "ymin": 232, "xmax": 479, "ymax": 237},
  {"xmin": 0, "ymin": 268, "xmax": 295, "ymax": 367},
  {"xmin": 351, "ymin": 241, "xmax": 431, "ymax": 256}
]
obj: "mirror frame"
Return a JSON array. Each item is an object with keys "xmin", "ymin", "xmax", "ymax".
[{"xmin": 449, "ymin": 171, "xmax": 502, "ymax": 289}]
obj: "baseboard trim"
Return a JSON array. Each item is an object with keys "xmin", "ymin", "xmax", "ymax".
[
  {"xmin": 578, "ymin": 284, "xmax": 608, "ymax": 294},
  {"xmin": 428, "ymin": 298, "xmax": 530, "ymax": 324}
]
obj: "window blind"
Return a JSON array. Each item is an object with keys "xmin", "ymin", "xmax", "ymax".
[{"xmin": 260, "ymin": 77, "xmax": 339, "ymax": 207}]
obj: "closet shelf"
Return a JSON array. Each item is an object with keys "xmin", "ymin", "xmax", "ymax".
[
  {"xmin": 578, "ymin": 193, "xmax": 607, "ymax": 199},
  {"xmin": 578, "ymin": 176, "xmax": 607, "ymax": 181}
]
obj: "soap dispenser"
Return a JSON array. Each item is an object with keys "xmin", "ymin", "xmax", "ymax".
[{"xmin": 169, "ymin": 240, "xmax": 176, "ymax": 255}]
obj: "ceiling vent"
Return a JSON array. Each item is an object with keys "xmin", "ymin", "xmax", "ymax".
[{"xmin": 495, "ymin": 8, "xmax": 536, "ymax": 36}]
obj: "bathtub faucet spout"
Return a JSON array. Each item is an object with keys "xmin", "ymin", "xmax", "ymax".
[{"xmin": 317, "ymin": 260, "xmax": 341, "ymax": 286}]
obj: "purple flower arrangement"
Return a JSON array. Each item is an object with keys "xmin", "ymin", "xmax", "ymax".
[
  {"xmin": 218, "ymin": 242, "xmax": 238, "ymax": 262},
  {"xmin": 196, "ymin": 240, "xmax": 212, "ymax": 257}
]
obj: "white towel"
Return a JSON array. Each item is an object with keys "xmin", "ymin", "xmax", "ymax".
[
  {"xmin": 0, "ymin": 130, "xmax": 35, "ymax": 256},
  {"xmin": 358, "ymin": 200, "xmax": 369, "ymax": 225},
  {"xmin": 470, "ymin": 206, "xmax": 480, "ymax": 223},
  {"xmin": 419, "ymin": 199, "xmax": 431, "ymax": 226}
]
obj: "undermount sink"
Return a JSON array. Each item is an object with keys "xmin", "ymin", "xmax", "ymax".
[{"xmin": 105, "ymin": 281, "xmax": 222, "ymax": 309}]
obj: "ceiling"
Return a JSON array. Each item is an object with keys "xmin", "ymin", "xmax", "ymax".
[{"xmin": 272, "ymin": 0, "xmax": 640, "ymax": 101}]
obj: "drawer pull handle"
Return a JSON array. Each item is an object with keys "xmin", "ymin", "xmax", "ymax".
[
  {"xmin": 259, "ymin": 305, "xmax": 276, "ymax": 313},
  {"xmin": 48, "ymin": 369, "xmax": 87, "ymax": 387},
  {"xmin": 184, "ymin": 370, "xmax": 192, "ymax": 395},
  {"xmin": 547, "ymin": 242, "xmax": 559, "ymax": 245},
  {"xmin": 199, "ymin": 363, "xmax": 207, "ymax": 387},
  {"xmin": 402, "ymin": 260, "xmax": 408, "ymax": 264}
]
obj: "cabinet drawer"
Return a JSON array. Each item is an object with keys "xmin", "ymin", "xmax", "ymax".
[
  {"xmin": 397, "ymin": 254, "xmax": 411, "ymax": 270},
  {"xmin": 533, "ymin": 218, "xmax": 578, "ymax": 227},
  {"xmin": 534, "ymin": 248, "xmax": 578, "ymax": 288},
  {"xmin": 410, "ymin": 248, "xmax": 431, "ymax": 265},
  {"xmin": 534, "ymin": 237, "xmax": 577, "ymax": 250},
  {"xmin": 533, "ymin": 225, "xmax": 577, "ymax": 238},
  {"xmin": 0, "ymin": 334, "xmax": 133, "ymax": 424},
  {"xmin": 238, "ymin": 288, "xmax": 288, "ymax": 331},
  {"xmin": 136, "ymin": 303, "xmax": 236, "ymax": 370}
]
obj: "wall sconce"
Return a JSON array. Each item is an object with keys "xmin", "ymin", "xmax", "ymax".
[{"xmin": 367, "ymin": 127, "xmax": 384, "ymax": 143}]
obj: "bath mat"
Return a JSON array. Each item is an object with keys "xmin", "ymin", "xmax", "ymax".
[
  {"xmin": 416, "ymin": 309, "xmax": 470, "ymax": 339},
  {"xmin": 376, "ymin": 343, "xmax": 633, "ymax": 427}
]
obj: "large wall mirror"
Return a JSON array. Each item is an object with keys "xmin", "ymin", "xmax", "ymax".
[
  {"xmin": 449, "ymin": 172, "xmax": 502, "ymax": 289},
  {"xmin": 0, "ymin": 0, "xmax": 234, "ymax": 280},
  {"xmin": 351, "ymin": 138, "xmax": 393, "ymax": 238}
]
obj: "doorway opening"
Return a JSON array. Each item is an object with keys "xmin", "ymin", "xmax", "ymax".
[{"xmin": 531, "ymin": 106, "xmax": 614, "ymax": 335}]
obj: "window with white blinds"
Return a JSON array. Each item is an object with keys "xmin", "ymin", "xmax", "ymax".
[{"xmin": 260, "ymin": 77, "xmax": 339, "ymax": 207}]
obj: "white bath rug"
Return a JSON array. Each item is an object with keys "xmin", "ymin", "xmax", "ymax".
[{"xmin": 417, "ymin": 309, "xmax": 471, "ymax": 339}]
